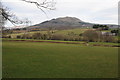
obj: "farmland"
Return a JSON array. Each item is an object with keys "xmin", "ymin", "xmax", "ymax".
[
  {"xmin": 1, "ymin": 1, "xmax": 119, "ymax": 79},
  {"xmin": 8, "ymin": 28, "xmax": 90, "ymax": 38},
  {"xmin": 2, "ymin": 40, "xmax": 118, "ymax": 78},
  {"xmin": 5, "ymin": 28, "xmax": 119, "ymax": 44}
]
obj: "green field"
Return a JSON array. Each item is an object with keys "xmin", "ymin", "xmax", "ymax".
[
  {"xmin": 9, "ymin": 28, "xmax": 89, "ymax": 38},
  {"xmin": 3, "ymin": 40, "xmax": 118, "ymax": 78}
]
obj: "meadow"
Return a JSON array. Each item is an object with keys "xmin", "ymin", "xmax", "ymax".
[
  {"xmin": 2, "ymin": 40, "xmax": 118, "ymax": 78},
  {"xmin": 9, "ymin": 28, "xmax": 89, "ymax": 38}
]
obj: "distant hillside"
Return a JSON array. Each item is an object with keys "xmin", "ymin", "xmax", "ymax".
[{"xmin": 28, "ymin": 17, "xmax": 118, "ymax": 30}]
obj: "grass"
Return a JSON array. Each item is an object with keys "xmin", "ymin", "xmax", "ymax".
[
  {"xmin": 2, "ymin": 38, "xmax": 85, "ymax": 43},
  {"xmin": 54, "ymin": 28, "xmax": 88, "ymax": 35},
  {"xmin": 2, "ymin": 38, "xmax": 119, "ymax": 46},
  {"xmin": 2, "ymin": 40, "xmax": 118, "ymax": 78},
  {"xmin": 89, "ymin": 42, "xmax": 119, "ymax": 46}
]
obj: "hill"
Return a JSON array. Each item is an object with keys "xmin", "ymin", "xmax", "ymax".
[
  {"xmin": 25, "ymin": 16, "xmax": 118, "ymax": 30},
  {"xmin": 28, "ymin": 17, "xmax": 94, "ymax": 30}
]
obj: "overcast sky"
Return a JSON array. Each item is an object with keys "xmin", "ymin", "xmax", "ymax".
[{"xmin": 1, "ymin": 0, "xmax": 119, "ymax": 27}]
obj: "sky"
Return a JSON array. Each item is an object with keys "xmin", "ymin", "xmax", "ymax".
[{"xmin": 1, "ymin": 0, "xmax": 119, "ymax": 27}]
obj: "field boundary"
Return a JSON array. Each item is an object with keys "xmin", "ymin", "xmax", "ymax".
[{"xmin": 3, "ymin": 39, "xmax": 120, "ymax": 47}]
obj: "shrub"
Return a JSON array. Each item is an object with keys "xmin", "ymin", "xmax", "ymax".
[
  {"xmin": 16, "ymin": 35, "xmax": 21, "ymax": 39},
  {"xmin": 32, "ymin": 33, "xmax": 42, "ymax": 39},
  {"xmin": 82, "ymin": 30, "xmax": 101, "ymax": 42},
  {"xmin": 22, "ymin": 34, "xmax": 31, "ymax": 39},
  {"xmin": 51, "ymin": 34, "xmax": 65, "ymax": 40},
  {"xmin": 103, "ymin": 35, "xmax": 115, "ymax": 42}
]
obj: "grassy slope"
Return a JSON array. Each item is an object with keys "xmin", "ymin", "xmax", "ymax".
[
  {"xmin": 3, "ymin": 41, "xmax": 118, "ymax": 78},
  {"xmin": 10, "ymin": 28, "xmax": 113, "ymax": 37},
  {"xmin": 55, "ymin": 28, "xmax": 88, "ymax": 35},
  {"xmin": 10, "ymin": 28, "xmax": 88, "ymax": 37}
]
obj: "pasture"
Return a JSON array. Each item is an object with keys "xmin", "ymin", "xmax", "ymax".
[
  {"xmin": 2, "ymin": 40, "xmax": 118, "ymax": 78},
  {"xmin": 9, "ymin": 28, "xmax": 89, "ymax": 38}
]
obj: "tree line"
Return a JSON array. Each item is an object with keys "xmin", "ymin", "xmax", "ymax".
[{"xmin": 93, "ymin": 24, "xmax": 109, "ymax": 30}]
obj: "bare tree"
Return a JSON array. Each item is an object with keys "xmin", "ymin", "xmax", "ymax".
[
  {"xmin": 0, "ymin": 0, "xmax": 56, "ymax": 26},
  {"xmin": 0, "ymin": 0, "xmax": 56, "ymax": 37},
  {"xmin": 0, "ymin": 2, "xmax": 10, "ymax": 27},
  {"xmin": 0, "ymin": 2, "xmax": 24, "ymax": 38},
  {"xmin": 22, "ymin": 0, "xmax": 56, "ymax": 12},
  {"xmin": 0, "ymin": 2, "xmax": 24, "ymax": 26},
  {"xmin": 21, "ymin": 0, "xmax": 56, "ymax": 34},
  {"xmin": 0, "ymin": 2, "xmax": 10, "ymax": 37}
]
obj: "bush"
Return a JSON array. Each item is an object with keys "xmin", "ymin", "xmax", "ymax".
[
  {"xmin": 32, "ymin": 33, "xmax": 42, "ymax": 39},
  {"xmin": 16, "ymin": 35, "xmax": 21, "ymax": 39},
  {"xmin": 102, "ymin": 35, "xmax": 115, "ymax": 42},
  {"xmin": 2, "ymin": 35, "xmax": 11, "ymax": 38},
  {"xmin": 32, "ymin": 33, "xmax": 50, "ymax": 40},
  {"xmin": 42, "ymin": 34, "xmax": 49, "ymax": 40},
  {"xmin": 82, "ymin": 30, "xmax": 101, "ymax": 42},
  {"xmin": 21, "ymin": 34, "xmax": 31, "ymax": 39},
  {"xmin": 51, "ymin": 34, "xmax": 65, "ymax": 40}
]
